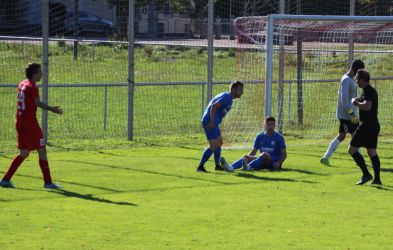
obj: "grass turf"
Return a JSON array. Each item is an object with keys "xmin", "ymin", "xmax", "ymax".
[{"xmin": 1, "ymin": 140, "xmax": 393, "ymax": 249}]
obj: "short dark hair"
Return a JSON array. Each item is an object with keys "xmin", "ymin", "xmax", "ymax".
[
  {"xmin": 230, "ymin": 80, "xmax": 244, "ymax": 90},
  {"xmin": 350, "ymin": 60, "xmax": 365, "ymax": 73},
  {"xmin": 356, "ymin": 69, "xmax": 370, "ymax": 83},
  {"xmin": 25, "ymin": 63, "xmax": 41, "ymax": 80},
  {"xmin": 265, "ymin": 116, "xmax": 276, "ymax": 123}
]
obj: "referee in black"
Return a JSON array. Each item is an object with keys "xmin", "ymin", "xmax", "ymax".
[{"xmin": 348, "ymin": 69, "xmax": 381, "ymax": 185}]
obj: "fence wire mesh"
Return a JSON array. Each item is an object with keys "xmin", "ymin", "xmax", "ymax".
[{"xmin": 2, "ymin": 0, "xmax": 393, "ymax": 151}]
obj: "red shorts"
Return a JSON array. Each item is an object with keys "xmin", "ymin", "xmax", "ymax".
[{"xmin": 17, "ymin": 126, "xmax": 45, "ymax": 150}]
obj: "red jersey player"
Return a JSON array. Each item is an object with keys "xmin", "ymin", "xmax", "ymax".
[{"xmin": 0, "ymin": 63, "xmax": 63, "ymax": 189}]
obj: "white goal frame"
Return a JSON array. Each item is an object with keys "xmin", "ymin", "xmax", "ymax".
[{"xmin": 264, "ymin": 14, "xmax": 393, "ymax": 117}]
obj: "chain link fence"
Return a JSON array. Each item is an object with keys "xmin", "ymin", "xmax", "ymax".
[{"xmin": 1, "ymin": 0, "xmax": 393, "ymax": 151}]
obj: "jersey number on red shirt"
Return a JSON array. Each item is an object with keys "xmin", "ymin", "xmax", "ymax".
[{"xmin": 17, "ymin": 88, "xmax": 26, "ymax": 111}]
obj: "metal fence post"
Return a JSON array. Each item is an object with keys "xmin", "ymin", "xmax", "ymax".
[
  {"xmin": 42, "ymin": 0, "xmax": 49, "ymax": 143},
  {"xmin": 201, "ymin": 82, "xmax": 205, "ymax": 117},
  {"xmin": 104, "ymin": 85, "xmax": 107, "ymax": 130},
  {"xmin": 278, "ymin": 0, "xmax": 285, "ymax": 133},
  {"xmin": 207, "ymin": 0, "xmax": 214, "ymax": 105},
  {"xmin": 73, "ymin": 0, "xmax": 79, "ymax": 61},
  {"xmin": 128, "ymin": 0, "xmax": 135, "ymax": 140},
  {"xmin": 264, "ymin": 15, "xmax": 274, "ymax": 117},
  {"xmin": 348, "ymin": 0, "xmax": 355, "ymax": 66}
]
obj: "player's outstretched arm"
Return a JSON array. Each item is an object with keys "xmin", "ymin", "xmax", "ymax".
[{"xmin": 35, "ymin": 98, "xmax": 63, "ymax": 114}]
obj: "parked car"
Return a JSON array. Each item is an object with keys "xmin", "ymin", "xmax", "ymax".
[
  {"xmin": 65, "ymin": 11, "xmax": 115, "ymax": 37},
  {"xmin": 0, "ymin": 1, "xmax": 67, "ymax": 37}
]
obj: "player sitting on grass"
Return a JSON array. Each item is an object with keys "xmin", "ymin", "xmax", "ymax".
[
  {"xmin": 197, "ymin": 81, "xmax": 244, "ymax": 173},
  {"xmin": 0, "ymin": 63, "xmax": 63, "ymax": 189},
  {"xmin": 221, "ymin": 116, "xmax": 287, "ymax": 172}
]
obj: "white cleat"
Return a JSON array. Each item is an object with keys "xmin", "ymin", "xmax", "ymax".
[
  {"xmin": 44, "ymin": 183, "xmax": 61, "ymax": 189},
  {"xmin": 220, "ymin": 157, "xmax": 234, "ymax": 172},
  {"xmin": 0, "ymin": 180, "xmax": 15, "ymax": 188}
]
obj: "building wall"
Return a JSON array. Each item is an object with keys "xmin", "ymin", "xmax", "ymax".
[{"xmin": 137, "ymin": 4, "xmax": 190, "ymax": 35}]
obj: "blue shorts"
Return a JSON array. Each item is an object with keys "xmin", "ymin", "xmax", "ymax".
[
  {"xmin": 203, "ymin": 124, "xmax": 221, "ymax": 140},
  {"xmin": 253, "ymin": 156, "xmax": 281, "ymax": 170}
]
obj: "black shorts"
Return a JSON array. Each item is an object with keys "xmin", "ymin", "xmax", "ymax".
[
  {"xmin": 350, "ymin": 123, "xmax": 380, "ymax": 149},
  {"xmin": 339, "ymin": 119, "xmax": 358, "ymax": 134}
]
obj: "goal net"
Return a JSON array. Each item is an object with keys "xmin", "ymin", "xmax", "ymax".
[{"xmin": 221, "ymin": 15, "xmax": 393, "ymax": 147}]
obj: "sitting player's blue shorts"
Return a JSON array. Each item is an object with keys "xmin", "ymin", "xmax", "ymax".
[
  {"xmin": 253, "ymin": 156, "xmax": 281, "ymax": 170},
  {"xmin": 203, "ymin": 124, "xmax": 221, "ymax": 140}
]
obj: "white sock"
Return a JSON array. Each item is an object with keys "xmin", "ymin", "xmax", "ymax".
[
  {"xmin": 358, "ymin": 147, "xmax": 362, "ymax": 155},
  {"xmin": 323, "ymin": 138, "xmax": 341, "ymax": 159}
]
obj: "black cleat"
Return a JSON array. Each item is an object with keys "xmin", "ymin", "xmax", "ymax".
[
  {"xmin": 197, "ymin": 166, "xmax": 208, "ymax": 173},
  {"xmin": 215, "ymin": 164, "xmax": 224, "ymax": 171},
  {"xmin": 370, "ymin": 179, "xmax": 382, "ymax": 185},
  {"xmin": 356, "ymin": 175, "xmax": 373, "ymax": 185}
]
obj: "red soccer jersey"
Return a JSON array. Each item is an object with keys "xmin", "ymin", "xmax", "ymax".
[{"xmin": 16, "ymin": 79, "xmax": 39, "ymax": 129}]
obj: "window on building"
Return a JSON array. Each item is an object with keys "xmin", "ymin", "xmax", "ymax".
[{"xmin": 163, "ymin": 3, "xmax": 170, "ymax": 15}]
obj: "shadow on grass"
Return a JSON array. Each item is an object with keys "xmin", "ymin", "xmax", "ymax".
[
  {"xmin": 369, "ymin": 184, "xmax": 393, "ymax": 192},
  {"xmin": 381, "ymin": 168, "xmax": 393, "ymax": 173},
  {"xmin": 171, "ymin": 155, "xmax": 201, "ymax": 161},
  {"xmin": 51, "ymin": 189, "xmax": 137, "ymax": 206},
  {"xmin": 61, "ymin": 160, "xmax": 231, "ymax": 185},
  {"xmin": 280, "ymin": 168, "xmax": 327, "ymax": 176},
  {"xmin": 234, "ymin": 172, "xmax": 317, "ymax": 184},
  {"xmin": 0, "ymin": 155, "xmax": 13, "ymax": 160},
  {"xmin": 0, "ymin": 172, "xmax": 121, "ymax": 193}
]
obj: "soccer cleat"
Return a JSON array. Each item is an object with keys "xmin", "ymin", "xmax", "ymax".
[
  {"xmin": 242, "ymin": 158, "xmax": 250, "ymax": 171},
  {"xmin": 44, "ymin": 183, "xmax": 61, "ymax": 189},
  {"xmin": 220, "ymin": 157, "xmax": 234, "ymax": 172},
  {"xmin": 320, "ymin": 157, "xmax": 330, "ymax": 166},
  {"xmin": 215, "ymin": 164, "xmax": 225, "ymax": 171},
  {"xmin": 356, "ymin": 175, "xmax": 373, "ymax": 185},
  {"xmin": 196, "ymin": 166, "xmax": 208, "ymax": 173},
  {"xmin": 0, "ymin": 180, "xmax": 15, "ymax": 188},
  {"xmin": 370, "ymin": 179, "xmax": 382, "ymax": 185}
]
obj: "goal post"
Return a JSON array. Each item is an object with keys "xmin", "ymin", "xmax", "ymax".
[{"xmin": 264, "ymin": 14, "xmax": 393, "ymax": 119}]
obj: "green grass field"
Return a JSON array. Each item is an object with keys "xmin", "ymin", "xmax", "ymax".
[
  {"xmin": 1, "ymin": 140, "xmax": 393, "ymax": 249},
  {"xmin": 1, "ymin": 40, "xmax": 393, "ymax": 249}
]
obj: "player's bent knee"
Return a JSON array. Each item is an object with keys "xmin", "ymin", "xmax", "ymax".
[
  {"xmin": 19, "ymin": 151, "xmax": 29, "ymax": 159},
  {"xmin": 37, "ymin": 147, "xmax": 48, "ymax": 160},
  {"xmin": 209, "ymin": 143, "xmax": 219, "ymax": 151},
  {"xmin": 367, "ymin": 149, "xmax": 377, "ymax": 157},
  {"xmin": 217, "ymin": 137, "xmax": 223, "ymax": 147},
  {"xmin": 337, "ymin": 134, "xmax": 346, "ymax": 142},
  {"xmin": 261, "ymin": 152, "xmax": 272, "ymax": 162},
  {"xmin": 348, "ymin": 147, "xmax": 356, "ymax": 155}
]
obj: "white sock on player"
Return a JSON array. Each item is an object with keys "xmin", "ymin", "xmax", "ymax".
[{"xmin": 323, "ymin": 138, "xmax": 341, "ymax": 159}]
